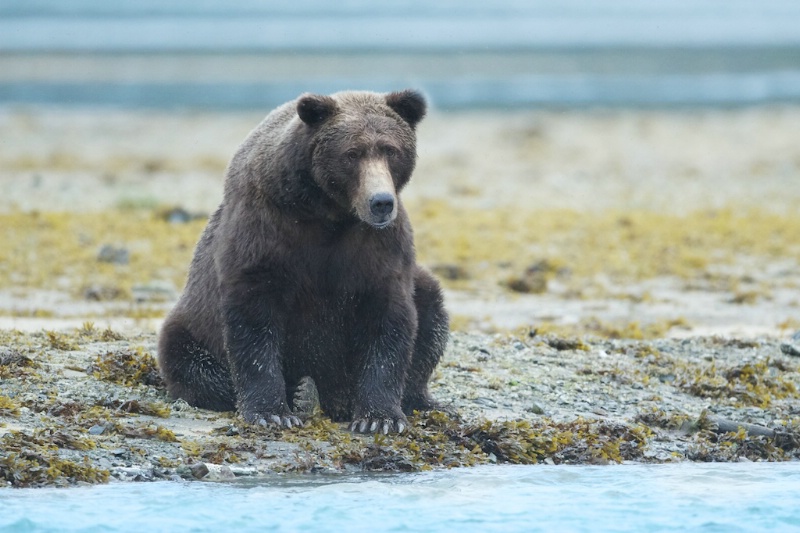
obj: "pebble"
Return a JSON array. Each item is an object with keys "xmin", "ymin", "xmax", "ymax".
[
  {"xmin": 528, "ymin": 402, "xmax": 545, "ymax": 415},
  {"xmin": 205, "ymin": 464, "xmax": 236, "ymax": 481},
  {"xmin": 97, "ymin": 244, "xmax": 129, "ymax": 264},
  {"xmin": 229, "ymin": 465, "xmax": 258, "ymax": 477},
  {"xmin": 189, "ymin": 462, "xmax": 210, "ymax": 480},
  {"xmin": 780, "ymin": 342, "xmax": 800, "ymax": 357},
  {"xmin": 132, "ymin": 281, "xmax": 178, "ymax": 302},
  {"xmin": 88, "ymin": 424, "xmax": 106, "ymax": 435},
  {"xmin": 473, "ymin": 397, "xmax": 497, "ymax": 407}
]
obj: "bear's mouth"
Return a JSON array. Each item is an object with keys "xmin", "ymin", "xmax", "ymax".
[{"xmin": 370, "ymin": 219, "xmax": 393, "ymax": 229}]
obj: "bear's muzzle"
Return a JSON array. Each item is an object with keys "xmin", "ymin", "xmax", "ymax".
[{"xmin": 356, "ymin": 158, "xmax": 397, "ymax": 228}]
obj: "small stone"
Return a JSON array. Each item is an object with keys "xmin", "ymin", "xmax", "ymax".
[
  {"xmin": 131, "ymin": 281, "xmax": 178, "ymax": 303},
  {"xmin": 205, "ymin": 464, "xmax": 236, "ymax": 481},
  {"xmin": 97, "ymin": 244, "xmax": 129, "ymax": 264},
  {"xmin": 780, "ymin": 343, "xmax": 800, "ymax": 357},
  {"xmin": 529, "ymin": 403, "xmax": 545, "ymax": 415},
  {"xmin": 592, "ymin": 407, "xmax": 609, "ymax": 416},
  {"xmin": 473, "ymin": 397, "xmax": 497, "ymax": 408},
  {"xmin": 161, "ymin": 207, "xmax": 193, "ymax": 224},
  {"xmin": 431, "ymin": 263, "xmax": 469, "ymax": 281},
  {"xmin": 88, "ymin": 424, "xmax": 106, "ymax": 435},
  {"xmin": 111, "ymin": 448, "xmax": 128, "ymax": 456},
  {"xmin": 189, "ymin": 462, "xmax": 210, "ymax": 480},
  {"xmin": 83, "ymin": 284, "xmax": 125, "ymax": 301},
  {"xmin": 229, "ymin": 466, "xmax": 258, "ymax": 477}
]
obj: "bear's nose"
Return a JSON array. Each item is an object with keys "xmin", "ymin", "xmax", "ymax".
[{"xmin": 369, "ymin": 193, "xmax": 395, "ymax": 218}]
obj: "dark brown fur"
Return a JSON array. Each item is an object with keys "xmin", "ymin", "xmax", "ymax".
[{"xmin": 157, "ymin": 90, "xmax": 448, "ymax": 433}]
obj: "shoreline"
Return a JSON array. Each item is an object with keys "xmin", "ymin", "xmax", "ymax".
[{"xmin": 2, "ymin": 327, "xmax": 799, "ymax": 487}]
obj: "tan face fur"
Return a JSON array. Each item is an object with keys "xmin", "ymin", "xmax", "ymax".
[{"xmin": 354, "ymin": 157, "xmax": 397, "ymax": 228}]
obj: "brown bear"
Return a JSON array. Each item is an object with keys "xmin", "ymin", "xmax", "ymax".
[{"xmin": 157, "ymin": 89, "xmax": 449, "ymax": 434}]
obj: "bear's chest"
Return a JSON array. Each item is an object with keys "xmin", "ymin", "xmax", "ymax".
[{"xmin": 282, "ymin": 222, "xmax": 412, "ymax": 295}]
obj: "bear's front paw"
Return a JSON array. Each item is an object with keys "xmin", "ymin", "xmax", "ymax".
[
  {"xmin": 242, "ymin": 409, "xmax": 303, "ymax": 429},
  {"xmin": 348, "ymin": 415, "xmax": 408, "ymax": 435}
]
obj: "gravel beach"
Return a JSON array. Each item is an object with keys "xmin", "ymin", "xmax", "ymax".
[{"xmin": 1, "ymin": 105, "xmax": 799, "ymax": 486}]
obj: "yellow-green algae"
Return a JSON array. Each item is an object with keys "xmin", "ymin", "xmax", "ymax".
[
  {"xmin": 0, "ymin": 210, "xmax": 205, "ymax": 300},
  {"xmin": 409, "ymin": 201, "xmax": 800, "ymax": 289},
  {"xmin": 89, "ymin": 347, "xmax": 162, "ymax": 387},
  {"xmin": 0, "ymin": 430, "xmax": 109, "ymax": 488},
  {"xmin": 0, "ymin": 204, "xmax": 798, "ymax": 309}
]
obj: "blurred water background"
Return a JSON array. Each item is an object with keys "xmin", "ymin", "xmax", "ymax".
[{"xmin": 2, "ymin": 0, "xmax": 800, "ymax": 108}]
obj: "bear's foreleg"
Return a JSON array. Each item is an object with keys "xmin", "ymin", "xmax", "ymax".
[
  {"xmin": 222, "ymin": 288, "xmax": 302, "ymax": 428},
  {"xmin": 402, "ymin": 267, "xmax": 449, "ymax": 414},
  {"xmin": 349, "ymin": 295, "xmax": 417, "ymax": 434}
]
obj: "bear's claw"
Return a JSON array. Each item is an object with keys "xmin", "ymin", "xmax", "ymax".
[
  {"xmin": 348, "ymin": 417, "xmax": 406, "ymax": 434},
  {"xmin": 256, "ymin": 414, "xmax": 303, "ymax": 429}
]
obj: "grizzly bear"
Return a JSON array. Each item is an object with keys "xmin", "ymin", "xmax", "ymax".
[{"xmin": 158, "ymin": 90, "xmax": 449, "ymax": 434}]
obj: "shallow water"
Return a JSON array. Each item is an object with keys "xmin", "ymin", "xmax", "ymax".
[{"xmin": 2, "ymin": 463, "xmax": 800, "ymax": 532}]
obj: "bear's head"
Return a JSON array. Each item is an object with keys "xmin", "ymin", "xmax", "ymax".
[{"xmin": 296, "ymin": 89, "xmax": 426, "ymax": 229}]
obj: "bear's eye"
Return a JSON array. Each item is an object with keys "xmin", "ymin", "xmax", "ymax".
[
  {"xmin": 345, "ymin": 150, "xmax": 360, "ymax": 162},
  {"xmin": 383, "ymin": 146, "xmax": 398, "ymax": 158}
]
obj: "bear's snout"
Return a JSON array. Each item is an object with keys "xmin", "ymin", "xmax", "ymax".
[
  {"xmin": 355, "ymin": 158, "xmax": 398, "ymax": 228},
  {"xmin": 370, "ymin": 193, "xmax": 395, "ymax": 218}
]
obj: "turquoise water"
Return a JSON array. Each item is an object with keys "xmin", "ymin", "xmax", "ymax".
[{"xmin": 2, "ymin": 463, "xmax": 800, "ymax": 532}]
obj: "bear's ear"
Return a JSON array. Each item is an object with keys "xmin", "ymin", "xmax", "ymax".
[
  {"xmin": 386, "ymin": 89, "xmax": 426, "ymax": 129},
  {"xmin": 297, "ymin": 94, "xmax": 338, "ymax": 126}
]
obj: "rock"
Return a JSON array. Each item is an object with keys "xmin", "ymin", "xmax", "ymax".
[
  {"xmin": 115, "ymin": 467, "xmax": 146, "ymax": 479},
  {"xmin": 97, "ymin": 244, "xmax": 129, "ymax": 265},
  {"xmin": 88, "ymin": 424, "xmax": 106, "ymax": 435},
  {"xmin": 131, "ymin": 281, "xmax": 178, "ymax": 302},
  {"xmin": 159, "ymin": 207, "xmax": 206, "ymax": 224},
  {"xmin": 780, "ymin": 342, "xmax": 800, "ymax": 357},
  {"xmin": 431, "ymin": 263, "xmax": 469, "ymax": 281},
  {"xmin": 162, "ymin": 207, "xmax": 192, "ymax": 224},
  {"xmin": 189, "ymin": 462, "xmax": 210, "ymax": 480},
  {"xmin": 473, "ymin": 397, "xmax": 497, "ymax": 408},
  {"xmin": 505, "ymin": 259, "xmax": 564, "ymax": 294},
  {"xmin": 83, "ymin": 284, "xmax": 125, "ymax": 301},
  {"xmin": 205, "ymin": 464, "xmax": 236, "ymax": 481},
  {"xmin": 229, "ymin": 466, "xmax": 258, "ymax": 477},
  {"xmin": 528, "ymin": 402, "xmax": 545, "ymax": 415}
]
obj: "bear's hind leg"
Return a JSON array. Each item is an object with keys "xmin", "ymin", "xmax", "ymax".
[
  {"xmin": 158, "ymin": 318, "xmax": 236, "ymax": 411},
  {"xmin": 402, "ymin": 267, "xmax": 449, "ymax": 414}
]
